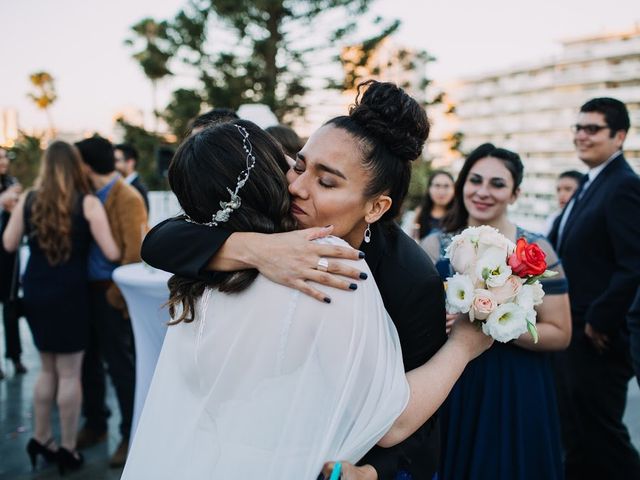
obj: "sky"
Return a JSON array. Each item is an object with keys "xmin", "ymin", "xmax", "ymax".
[{"xmin": 1, "ymin": 0, "xmax": 638, "ymax": 135}]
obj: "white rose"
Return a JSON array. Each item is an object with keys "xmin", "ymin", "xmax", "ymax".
[
  {"xmin": 446, "ymin": 236, "xmax": 477, "ymax": 275},
  {"xmin": 482, "ymin": 303, "xmax": 529, "ymax": 343},
  {"xmin": 488, "ymin": 275, "xmax": 523, "ymax": 304},
  {"xmin": 476, "ymin": 225, "xmax": 516, "ymax": 257},
  {"xmin": 475, "ymin": 246, "xmax": 512, "ymax": 288},
  {"xmin": 446, "ymin": 273, "xmax": 475, "ymax": 314}
]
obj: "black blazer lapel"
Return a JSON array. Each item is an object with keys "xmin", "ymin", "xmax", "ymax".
[{"xmin": 560, "ymin": 154, "xmax": 625, "ymax": 245}]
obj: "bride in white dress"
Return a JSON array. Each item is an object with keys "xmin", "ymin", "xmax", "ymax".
[{"xmin": 121, "ymin": 121, "xmax": 409, "ymax": 479}]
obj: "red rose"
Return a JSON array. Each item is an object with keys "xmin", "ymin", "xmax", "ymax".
[{"xmin": 508, "ymin": 238, "xmax": 547, "ymax": 277}]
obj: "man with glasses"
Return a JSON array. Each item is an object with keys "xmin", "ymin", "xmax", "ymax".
[{"xmin": 549, "ymin": 98, "xmax": 640, "ymax": 479}]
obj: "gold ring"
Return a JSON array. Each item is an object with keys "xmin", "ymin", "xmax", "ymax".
[{"xmin": 316, "ymin": 257, "xmax": 329, "ymax": 272}]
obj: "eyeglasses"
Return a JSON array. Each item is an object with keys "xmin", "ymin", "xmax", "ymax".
[{"xmin": 570, "ymin": 124, "xmax": 610, "ymax": 135}]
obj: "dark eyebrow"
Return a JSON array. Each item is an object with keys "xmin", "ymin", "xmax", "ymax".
[
  {"xmin": 317, "ymin": 163, "xmax": 347, "ymax": 180},
  {"xmin": 298, "ymin": 152, "xmax": 347, "ymax": 180}
]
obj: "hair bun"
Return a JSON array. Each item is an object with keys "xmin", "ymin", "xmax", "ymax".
[{"xmin": 349, "ymin": 80, "xmax": 429, "ymax": 162}]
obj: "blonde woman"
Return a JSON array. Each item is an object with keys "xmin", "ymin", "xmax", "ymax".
[{"xmin": 3, "ymin": 141, "xmax": 120, "ymax": 474}]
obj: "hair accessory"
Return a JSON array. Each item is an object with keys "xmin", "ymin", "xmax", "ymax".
[{"xmin": 184, "ymin": 124, "xmax": 256, "ymax": 227}]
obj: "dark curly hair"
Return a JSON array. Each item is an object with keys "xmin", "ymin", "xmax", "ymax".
[
  {"xmin": 166, "ymin": 120, "xmax": 296, "ymax": 324},
  {"xmin": 442, "ymin": 143, "xmax": 524, "ymax": 233},
  {"xmin": 326, "ymin": 80, "xmax": 430, "ymax": 222}
]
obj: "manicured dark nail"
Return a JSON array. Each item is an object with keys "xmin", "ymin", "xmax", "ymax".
[
  {"xmin": 349, "ymin": 283, "xmax": 358, "ymax": 290},
  {"xmin": 324, "ymin": 224, "xmax": 333, "ymax": 228},
  {"xmin": 358, "ymin": 251, "xmax": 365, "ymax": 259},
  {"xmin": 359, "ymin": 272, "xmax": 368, "ymax": 280},
  {"xmin": 323, "ymin": 297, "xmax": 331, "ymax": 304}
]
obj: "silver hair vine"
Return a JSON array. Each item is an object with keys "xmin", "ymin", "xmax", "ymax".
[{"xmin": 184, "ymin": 124, "xmax": 257, "ymax": 227}]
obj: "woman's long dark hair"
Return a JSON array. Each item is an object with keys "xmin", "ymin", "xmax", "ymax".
[
  {"xmin": 417, "ymin": 170, "xmax": 454, "ymax": 238},
  {"xmin": 326, "ymin": 80, "xmax": 429, "ymax": 223},
  {"xmin": 441, "ymin": 143, "xmax": 523, "ymax": 233},
  {"xmin": 167, "ymin": 120, "xmax": 296, "ymax": 324}
]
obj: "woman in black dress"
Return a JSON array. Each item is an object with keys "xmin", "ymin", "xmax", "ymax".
[{"xmin": 3, "ymin": 141, "xmax": 120, "ymax": 473}]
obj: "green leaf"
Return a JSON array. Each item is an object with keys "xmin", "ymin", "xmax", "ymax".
[{"xmin": 527, "ymin": 321, "xmax": 539, "ymax": 344}]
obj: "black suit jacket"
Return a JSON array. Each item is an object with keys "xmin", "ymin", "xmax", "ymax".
[
  {"xmin": 628, "ymin": 288, "xmax": 640, "ymax": 386},
  {"xmin": 130, "ymin": 175, "xmax": 149, "ymax": 213},
  {"xmin": 548, "ymin": 154, "xmax": 640, "ymax": 338},
  {"xmin": 142, "ymin": 219, "xmax": 447, "ymax": 479}
]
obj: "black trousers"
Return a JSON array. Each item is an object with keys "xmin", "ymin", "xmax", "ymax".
[
  {"xmin": 2, "ymin": 302, "xmax": 22, "ymax": 360},
  {"xmin": 1, "ymin": 251, "xmax": 22, "ymax": 361},
  {"xmin": 81, "ymin": 286, "xmax": 135, "ymax": 439},
  {"xmin": 555, "ymin": 329, "xmax": 640, "ymax": 480}
]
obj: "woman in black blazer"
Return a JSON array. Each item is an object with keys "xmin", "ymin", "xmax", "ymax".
[{"xmin": 143, "ymin": 81, "xmax": 490, "ymax": 480}]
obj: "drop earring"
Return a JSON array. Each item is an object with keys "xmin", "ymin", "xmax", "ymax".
[{"xmin": 364, "ymin": 224, "xmax": 371, "ymax": 244}]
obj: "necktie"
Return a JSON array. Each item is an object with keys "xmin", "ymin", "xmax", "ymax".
[{"xmin": 557, "ymin": 174, "xmax": 589, "ymax": 249}]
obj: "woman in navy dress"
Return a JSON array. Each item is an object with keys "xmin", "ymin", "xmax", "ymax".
[
  {"xmin": 421, "ymin": 143, "xmax": 571, "ymax": 480},
  {"xmin": 3, "ymin": 141, "xmax": 120, "ymax": 473}
]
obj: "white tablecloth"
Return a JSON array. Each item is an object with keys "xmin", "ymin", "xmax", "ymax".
[{"xmin": 113, "ymin": 263, "xmax": 172, "ymax": 440}]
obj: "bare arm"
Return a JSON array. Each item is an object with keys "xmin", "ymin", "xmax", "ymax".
[
  {"xmin": 513, "ymin": 293, "xmax": 571, "ymax": 351},
  {"xmin": 2, "ymin": 192, "xmax": 26, "ymax": 252},
  {"xmin": 378, "ymin": 317, "xmax": 493, "ymax": 447},
  {"xmin": 83, "ymin": 195, "xmax": 120, "ymax": 262}
]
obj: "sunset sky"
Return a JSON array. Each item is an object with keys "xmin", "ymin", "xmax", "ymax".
[{"xmin": 2, "ymin": 0, "xmax": 638, "ymax": 134}]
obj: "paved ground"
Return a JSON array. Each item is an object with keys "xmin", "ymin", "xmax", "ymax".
[{"xmin": 1, "ymin": 319, "xmax": 639, "ymax": 479}]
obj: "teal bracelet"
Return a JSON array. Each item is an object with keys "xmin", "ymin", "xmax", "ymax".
[{"xmin": 329, "ymin": 462, "xmax": 342, "ymax": 480}]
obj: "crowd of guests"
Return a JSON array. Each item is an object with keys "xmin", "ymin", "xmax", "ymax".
[
  {"xmin": 1, "ymin": 137, "xmax": 148, "ymax": 473},
  {"xmin": 0, "ymin": 87, "xmax": 639, "ymax": 480}
]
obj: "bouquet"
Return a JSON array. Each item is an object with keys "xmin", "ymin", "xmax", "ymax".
[{"xmin": 444, "ymin": 226, "xmax": 556, "ymax": 343}]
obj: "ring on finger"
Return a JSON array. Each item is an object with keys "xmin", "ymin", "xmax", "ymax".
[{"xmin": 316, "ymin": 257, "xmax": 329, "ymax": 272}]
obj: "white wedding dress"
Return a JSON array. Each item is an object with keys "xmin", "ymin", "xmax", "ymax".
[{"xmin": 121, "ymin": 237, "xmax": 409, "ymax": 480}]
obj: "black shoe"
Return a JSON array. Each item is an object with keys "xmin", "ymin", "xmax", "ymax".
[
  {"xmin": 56, "ymin": 447, "xmax": 84, "ymax": 475},
  {"xmin": 26, "ymin": 438, "xmax": 57, "ymax": 470},
  {"xmin": 76, "ymin": 426, "xmax": 107, "ymax": 449}
]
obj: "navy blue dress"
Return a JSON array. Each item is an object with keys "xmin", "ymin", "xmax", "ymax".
[
  {"xmin": 432, "ymin": 227, "xmax": 567, "ymax": 480},
  {"xmin": 23, "ymin": 192, "xmax": 92, "ymax": 353}
]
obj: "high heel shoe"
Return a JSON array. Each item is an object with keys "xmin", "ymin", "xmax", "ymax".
[
  {"xmin": 56, "ymin": 447, "xmax": 84, "ymax": 475},
  {"xmin": 26, "ymin": 438, "xmax": 57, "ymax": 470}
]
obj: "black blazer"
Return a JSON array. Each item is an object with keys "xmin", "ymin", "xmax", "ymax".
[
  {"xmin": 628, "ymin": 288, "xmax": 640, "ymax": 385},
  {"xmin": 142, "ymin": 219, "xmax": 447, "ymax": 479},
  {"xmin": 548, "ymin": 154, "xmax": 640, "ymax": 338},
  {"xmin": 130, "ymin": 175, "xmax": 149, "ymax": 213}
]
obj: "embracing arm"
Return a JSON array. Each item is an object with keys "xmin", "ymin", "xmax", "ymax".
[
  {"xmin": 141, "ymin": 217, "xmax": 365, "ymax": 301},
  {"xmin": 378, "ymin": 317, "xmax": 493, "ymax": 448},
  {"xmin": 84, "ymin": 195, "xmax": 120, "ymax": 262}
]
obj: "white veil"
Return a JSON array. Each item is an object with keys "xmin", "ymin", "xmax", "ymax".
[{"xmin": 122, "ymin": 236, "xmax": 409, "ymax": 480}]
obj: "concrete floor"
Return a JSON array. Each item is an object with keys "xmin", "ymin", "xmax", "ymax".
[{"xmin": 1, "ymin": 318, "xmax": 639, "ymax": 480}]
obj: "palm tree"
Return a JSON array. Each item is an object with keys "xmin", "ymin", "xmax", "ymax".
[
  {"xmin": 27, "ymin": 71, "xmax": 57, "ymax": 137},
  {"xmin": 125, "ymin": 18, "xmax": 173, "ymax": 132}
]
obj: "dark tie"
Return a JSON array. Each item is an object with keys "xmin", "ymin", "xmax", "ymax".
[{"xmin": 557, "ymin": 174, "xmax": 589, "ymax": 249}]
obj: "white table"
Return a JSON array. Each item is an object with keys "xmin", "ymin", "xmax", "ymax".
[{"xmin": 113, "ymin": 263, "xmax": 172, "ymax": 440}]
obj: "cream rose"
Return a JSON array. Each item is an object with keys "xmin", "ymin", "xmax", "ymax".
[
  {"xmin": 446, "ymin": 236, "xmax": 477, "ymax": 275},
  {"xmin": 470, "ymin": 289, "xmax": 497, "ymax": 322},
  {"xmin": 488, "ymin": 275, "xmax": 523, "ymax": 303}
]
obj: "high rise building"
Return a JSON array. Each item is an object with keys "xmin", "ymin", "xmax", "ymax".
[{"xmin": 429, "ymin": 25, "xmax": 640, "ymax": 232}]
